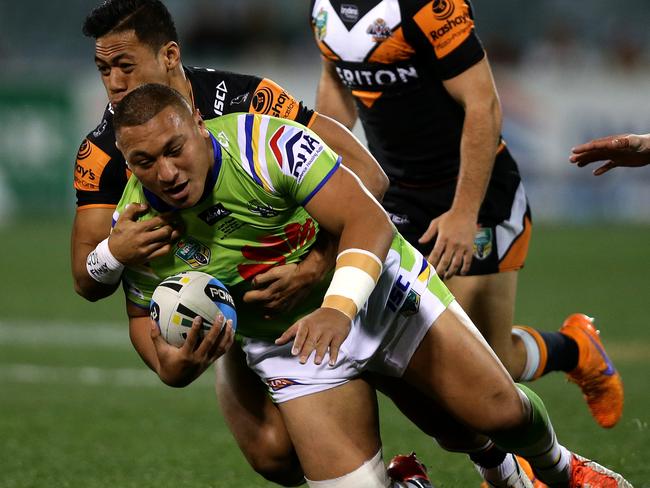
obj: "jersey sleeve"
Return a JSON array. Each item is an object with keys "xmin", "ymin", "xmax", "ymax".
[
  {"xmin": 74, "ymin": 110, "xmax": 131, "ymax": 209},
  {"xmin": 229, "ymin": 113, "xmax": 340, "ymax": 206},
  {"xmin": 407, "ymin": 0, "xmax": 485, "ymax": 80},
  {"xmin": 249, "ymin": 78, "xmax": 317, "ymax": 127}
]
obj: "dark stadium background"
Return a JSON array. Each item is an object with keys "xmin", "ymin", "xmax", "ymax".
[{"xmin": 0, "ymin": 1, "xmax": 648, "ymax": 486}]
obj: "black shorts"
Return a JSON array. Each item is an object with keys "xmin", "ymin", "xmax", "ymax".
[{"xmin": 382, "ymin": 149, "xmax": 532, "ymax": 276}]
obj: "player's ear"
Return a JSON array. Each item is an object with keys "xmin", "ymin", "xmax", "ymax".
[
  {"xmin": 161, "ymin": 41, "xmax": 181, "ymax": 71},
  {"xmin": 194, "ymin": 109, "xmax": 209, "ymax": 137}
]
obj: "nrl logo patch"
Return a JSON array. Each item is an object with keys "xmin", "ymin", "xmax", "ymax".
[
  {"xmin": 175, "ymin": 237, "xmax": 211, "ymax": 268},
  {"xmin": 473, "ymin": 227, "xmax": 493, "ymax": 261},
  {"xmin": 314, "ymin": 8, "xmax": 328, "ymax": 41},
  {"xmin": 400, "ymin": 289, "xmax": 421, "ymax": 317}
]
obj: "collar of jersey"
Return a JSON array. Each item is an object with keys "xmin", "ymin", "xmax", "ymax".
[{"xmin": 143, "ymin": 132, "xmax": 222, "ymax": 212}]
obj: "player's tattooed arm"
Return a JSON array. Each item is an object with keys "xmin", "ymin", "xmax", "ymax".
[{"xmin": 570, "ymin": 133, "xmax": 650, "ymax": 175}]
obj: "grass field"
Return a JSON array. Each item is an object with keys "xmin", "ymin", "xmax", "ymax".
[{"xmin": 1, "ymin": 219, "xmax": 648, "ymax": 487}]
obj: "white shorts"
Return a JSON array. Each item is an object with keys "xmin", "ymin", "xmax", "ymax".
[{"xmin": 242, "ymin": 235, "xmax": 455, "ymax": 403}]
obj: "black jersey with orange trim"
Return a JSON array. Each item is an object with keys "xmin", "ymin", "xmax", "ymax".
[
  {"xmin": 311, "ymin": 0, "xmax": 507, "ymax": 181},
  {"xmin": 74, "ymin": 66, "xmax": 315, "ymax": 208}
]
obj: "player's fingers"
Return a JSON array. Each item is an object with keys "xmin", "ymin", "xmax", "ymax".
[
  {"xmin": 208, "ymin": 321, "xmax": 233, "ymax": 361},
  {"xmin": 445, "ymin": 249, "xmax": 464, "ymax": 279},
  {"xmin": 144, "ymin": 243, "xmax": 175, "ymax": 261},
  {"xmin": 291, "ymin": 323, "xmax": 309, "ymax": 356},
  {"xmin": 298, "ymin": 332, "xmax": 317, "ymax": 365},
  {"xmin": 594, "ymin": 161, "xmax": 616, "ymax": 176},
  {"xmin": 242, "ymin": 288, "xmax": 273, "ymax": 304},
  {"xmin": 434, "ymin": 245, "xmax": 453, "ymax": 277},
  {"xmin": 418, "ymin": 218, "xmax": 439, "ymax": 244},
  {"xmin": 251, "ymin": 267, "xmax": 284, "ymax": 288},
  {"xmin": 150, "ymin": 318, "xmax": 165, "ymax": 350},
  {"xmin": 196, "ymin": 313, "xmax": 224, "ymax": 356},
  {"xmin": 328, "ymin": 333, "xmax": 346, "ymax": 366},
  {"xmin": 182, "ymin": 316, "xmax": 203, "ymax": 351},
  {"xmin": 120, "ymin": 202, "xmax": 149, "ymax": 222},
  {"xmin": 274, "ymin": 323, "xmax": 299, "ymax": 345},
  {"xmin": 459, "ymin": 249, "xmax": 472, "ymax": 276},
  {"xmin": 313, "ymin": 331, "xmax": 330, "ymax": 366}
]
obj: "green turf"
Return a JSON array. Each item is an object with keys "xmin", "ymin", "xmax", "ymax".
[{"xmin": 1, "ymin": 220, "xmax": 649, "ymax": 487}]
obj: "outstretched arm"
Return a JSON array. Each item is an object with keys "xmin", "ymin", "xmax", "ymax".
[{"xmin": 570, "ymin": 133, "xmax": 650, "ymax": 175}]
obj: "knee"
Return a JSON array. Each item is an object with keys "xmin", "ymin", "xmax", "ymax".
[
  {"xmin": 474, "ymin": 386, "xmax": 528, "ymax": 436},
  {"xmin": 243, "ymin": 429, "xmax": 305, "ymax": 486}
]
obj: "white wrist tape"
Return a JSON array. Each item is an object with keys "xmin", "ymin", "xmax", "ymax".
[
  {"xmin": 322, "ymin": 248, "xmax": 382, "ymax": 320},
  {"xmin": 86, "ymin": 237, "xmax": 124, "ymax": 284}
]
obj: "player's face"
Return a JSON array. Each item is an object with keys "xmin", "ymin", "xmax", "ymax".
[
  {"xmin": 117, "ymin": 107, "xmax": 213, "ymax": 209},
  {"xmin": 95, "ymin": 30, "xmax": 171, "ymax": 105}
]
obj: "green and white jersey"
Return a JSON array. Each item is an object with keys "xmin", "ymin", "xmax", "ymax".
[
  {"xmin": 117, "ymin": 112, "xmax": 454, "ymax": 340},
  {"xmin": 117, "ymin": 113, "xmax": 340, "ymax": 340}
]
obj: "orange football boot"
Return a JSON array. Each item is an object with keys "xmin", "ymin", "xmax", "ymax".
[
  {"xmin": 560, "ymin": 313, "xmax": 623, "ymax": 428},
  {"xmin": 569, "ymin": 454, "xmax": 632, "ymax": 487}
]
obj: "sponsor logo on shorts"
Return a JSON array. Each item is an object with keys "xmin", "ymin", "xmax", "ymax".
[
  {"xmin": 432, "ymin": 0, "xmax": 455, "ymax": 20},
  {"xmin": 175, "ymin": 237, "xmax": 211, "ymax": 268},
  {"xmin": 213, "ymin": 80, "xmax": 228, "ymax": 116},
  {"xmin": 366, "ymin": 18, "xmax": 392, "ymax": 42},
  {"xmin": 387, "ymin": 273, "xmax": 411, "ymax": 312},
  {"xmin": 314, "ymin": 8, "xmax": 328, "ymax": 41},
  {"xmin": 268, "ymin": 378, "xmax": 303, "ymax": 391},
  {"xmin": 198, "ymin": 203, "xmax": 231, "ymax": 225},
  {"xmin": 248, "ymin": 199, "xmax": 279, "ymax": 218},
  {"xmin": 340, "ymin": 4, "xmax": 359, "ymax": 22},
  {"xmin": 473, "ymin": 227, "xmax": 493, "ymax": 260}
]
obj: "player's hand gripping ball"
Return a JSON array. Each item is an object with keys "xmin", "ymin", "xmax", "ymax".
[{"xmin": 150, "ymin": 271, "xmax": 237, "ymax": 347}]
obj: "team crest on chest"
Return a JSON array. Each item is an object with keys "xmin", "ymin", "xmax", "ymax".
[
  {"xmin": 175, "ymin": 237, "xmax": 211, "ymax": 268},
  {"xmin": 473, "ymin": 227, "xmax": 493, "ymax": 260},
  {"xmin": 314, "ymin": 8, "xmax": 328, "ymax": 41},
  {"xmin": 366, "ymin": 18, "xmax": 392, "ymax": 42}
]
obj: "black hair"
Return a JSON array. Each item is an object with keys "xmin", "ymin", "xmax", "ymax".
[
  {"xmin": 114, "ymin": 83, "xmax": 191, "ymax": 132},
  {"xmin": 82, "ymin": 0, "xmax": 178, "ymax": 51}
]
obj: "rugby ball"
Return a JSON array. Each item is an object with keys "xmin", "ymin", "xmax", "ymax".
[{"xmin": 149, "ymin": 271, "xmax": 237, "ymax": 347}]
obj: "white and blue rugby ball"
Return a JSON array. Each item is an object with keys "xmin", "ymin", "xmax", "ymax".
[{"xmin": 150, "ymin": 271, "xmax": 237, "ymax": 347}]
